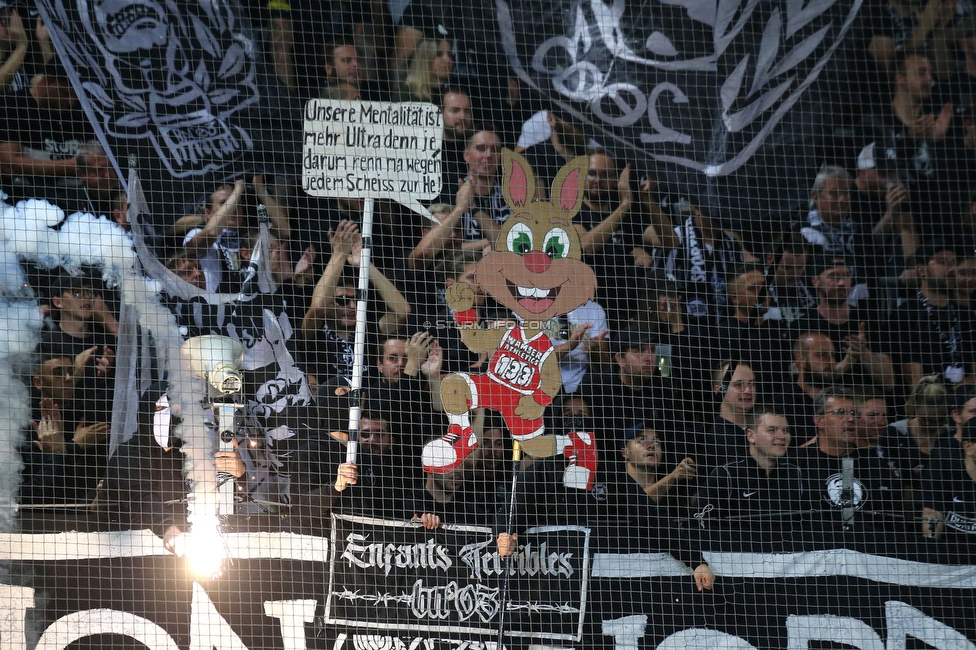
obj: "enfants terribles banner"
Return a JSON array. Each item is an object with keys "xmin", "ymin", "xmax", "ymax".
[{"xmin": 0, "ymin": 516, "xmax": 974, "ymax": 649}]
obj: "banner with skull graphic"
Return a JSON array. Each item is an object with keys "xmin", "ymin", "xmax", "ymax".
[{"xmin": 35, "ymin": 0, "xmax": 300, "ymax": 219}]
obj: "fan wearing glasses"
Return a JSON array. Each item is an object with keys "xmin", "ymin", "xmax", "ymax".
[{"xmin": 793, "ymin": 386, "xmax": 906, "ymax": 532}]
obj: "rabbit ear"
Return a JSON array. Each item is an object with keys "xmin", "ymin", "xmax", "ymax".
[
  {"xmin": 502, "ymin": 149, "xmax": 535, "ymax": 208},
  {"xmin": 550, "ymin": 156, "xmax": 588, "ymax": 217}
]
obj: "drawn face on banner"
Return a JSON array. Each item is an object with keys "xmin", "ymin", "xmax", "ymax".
[
  {"xmin": 71, "ymin": 0, "xmax": 258, "ymax": 177},
  {"xmin": 475, "ymin": 150, "xmax": 596, "ymax": 322},
  {"xmin": 498, "ymin": 0, "xmax": 863, "ymax": 176}
]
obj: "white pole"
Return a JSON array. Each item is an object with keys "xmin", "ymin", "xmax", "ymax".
[
  {"xmin": 215, "ymin": 403, "xmax": 239, "ymax": 516},
  {"xmin": 345, "ymin": 197, "xmax": 374, "ymax": 465}
]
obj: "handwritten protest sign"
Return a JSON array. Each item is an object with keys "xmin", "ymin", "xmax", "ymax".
[{"xmin": 302, "ymin": 100, "xmax": 443, "ymax": 220}]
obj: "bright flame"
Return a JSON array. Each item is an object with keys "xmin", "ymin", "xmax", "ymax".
[{"xmin": 186, "ymin": 515, "xmax": 227, "ymax": 578}]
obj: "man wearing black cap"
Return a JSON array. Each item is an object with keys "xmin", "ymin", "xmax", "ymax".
[
  {"xmin": 796, "ymin": 253, "xmax": 895, "ymax": 392},
  {"xmin": 0, "ymin": 57, "xmax": 94, "ymax": 200},
  {"xmin": 638, "ymin": 269, "xmax": 705, "ymax": 428},
  {"xmin": 578, "ymin": 323, "xmax": 673, "ymax": 441},
  {"xmin": 707, "ymin": 262, "xmax": 792, "ymax": 394},
  {"xmin": 764, "ymin": 230, "xmax": 816, "ymax": 326},
  {"xmin": 892, "ymin": 241, "xmax": 974, "ymax": 392}
]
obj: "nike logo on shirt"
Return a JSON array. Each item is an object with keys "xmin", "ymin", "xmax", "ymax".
[{"xmin": 742, "ymin": 491, "xmax": 757, "ymax": 498}]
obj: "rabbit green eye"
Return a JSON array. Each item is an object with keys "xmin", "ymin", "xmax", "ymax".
[
  {"xmin": 506, "ymin": 223, "xmax": 533, "ymax": 256},
  {"xmin": 543, "ymin": 228, "xmax": 570, "ymax": 259}
]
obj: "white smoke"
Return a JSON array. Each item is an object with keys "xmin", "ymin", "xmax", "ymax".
[{"xmin": 0, "ymin": 197, "xmax": 208, "ymax": 536}]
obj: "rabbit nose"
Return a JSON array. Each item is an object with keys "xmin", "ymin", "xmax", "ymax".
[{"xmin": 523, "ymin": 251, "xmax": 551, "ymax": 273}]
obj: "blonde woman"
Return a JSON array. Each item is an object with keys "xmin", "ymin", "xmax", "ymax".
[
  {"xmin": 878, "ymin": 375, "xmax": 951, "ymax": 481},
  {"xmin": 398, "ymin": 39, "xmax": 452, "ymax": 103}
]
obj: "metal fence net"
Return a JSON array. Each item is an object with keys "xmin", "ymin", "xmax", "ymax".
[{"xmin": 0, "ymin": 0, "xmax": 975, "ymax": 648}]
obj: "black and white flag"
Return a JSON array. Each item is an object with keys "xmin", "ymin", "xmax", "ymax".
[
  {"xmin": 35, "ymin": 0, "xmax": 302, "ymax": 218},
  {"xmin": 498, "ymin": 0, "xmax": 863, "ymax": 216}
]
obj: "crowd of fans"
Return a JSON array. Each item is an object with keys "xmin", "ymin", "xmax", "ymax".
[{"xmin": 3, "ymin": 0, "xmax": 976, "ymax": 574}]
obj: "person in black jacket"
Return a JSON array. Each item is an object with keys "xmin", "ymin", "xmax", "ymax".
[
  {"xmin": 921, "ymin": 419, "xmax": 976, "ymax": 550},
  {"xmin": 699, "ymin": 406, "xmax": 813, "ymax": 551}
]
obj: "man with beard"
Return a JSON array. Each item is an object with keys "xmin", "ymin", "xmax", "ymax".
[
  {"xmin": 861, "ymin": 50, "xmax": 959, "ymax": 239},
  {"xmin": 892, "ymin": 241, "xmax": 974, "ymax": 391},
  {"xmin": 420, "ymin": 129, "xmax": 508, "ymax": 252},
  {"xmin": 578, "ymin": 324, "xmax": 672, "ymax": 440},
  {"xmin": 953, "ymin": 252, "xmax": 976, "ymax": 314},
  {"xmin": 764, "ymin": 231, "xmax": 816, "ymax": 326},
  {"xmin": 797, "ymin": 254, "xmax": 895, "ymax": 392},
  {"xmin": 794, "ymin": 387, "xmax": 905, "ymax": 535},
  {"xmin": 438, "ymin": 88, "xmax": 474, "ymax": 198},
  {"xmin": 787, "ymin": 332, "xmax": 845, "ymax": 443},
  {"xmin": 574, "ymin": 148, "xmax": 673, "ymax": 325},
  {"xmin": 333, "ymin": 408, "xmax": 412, "ymax": 519}
]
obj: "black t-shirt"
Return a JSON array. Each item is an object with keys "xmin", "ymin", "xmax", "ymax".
[
  {"xmin": 576, "ymin": 203, "xmax": 643, "ymax": 280},
  {"xmin": 0, "ymin": 89, "xmax": 94, "ymax": 197},
  {"xmin": 432, "ymin": 180, "xmax": 511, "ymax": 243},
  {"xmin": 707, "ymin": 314, "xmax": 792, "ymax": 393},
  {"xmin": 775, "ymin": 380, "xmax": 819, "ymax": 445},
  {"xmin": 403, "ymin": 481, "xmax": 503, "ymax": 527},
  {"xmin": 876, "ymin": 420, "xmax": 951, "ymax": 482},
  {"xmin": 576, "ymin": 201, "xmax": 645, "ymax": 322},
  {"xmin": 515, "ymin": 456, "xmax": 700, "ymax": 560},
  {"xmin": 331, "ymin": 449, "xmax": 414, "ymax": 520},
  {"xmin": 859, "ymin": 103, "xmax": 964, "ymax": 238},
  {"xmin": 795, "ymin": 305, "xmax": 891, "ymax": 390},
  {"xmin": 766, "ymin": 280, "xmax": 817, "ymax": 327},
  {"xmin": 437, "ymin": 138, "xmax": 467, "ymax": 204},
  {"xmin": 695, "ymin": 418, "xmax": 749, "ymax": 477},
  {"xmin": 891, "ymin": 294, "xmax": 974, "ymax": 380},
  {"xmin": 578, "ymin": 370, "xmax": 673, "ymax": 441},
  {"xmin": 796, "ymin": 306, "xmax": 884, "ymax": 353},
  {"xmin": 39, "ymin": 325, "xmax": 115, "ymax": 361},
  {"xmin": 18, "ymin": 433, "xmax": 108, "ymax": 505},
  {"xmin": 793, "ymin": 445, "xmax": 905, "ymax": 531}
]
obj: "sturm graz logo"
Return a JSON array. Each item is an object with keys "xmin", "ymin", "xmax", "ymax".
[
  {"xmin": 497, "ymin": 0, "xmax": 863, "ymax": 176},
  {"xmin": 824, "ymin": 473, "xmax": 867, "ymax": 510}
]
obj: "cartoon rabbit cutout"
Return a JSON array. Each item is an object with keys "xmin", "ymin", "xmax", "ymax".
[{"xmin": 422, "ymin": 150, "xmax": 599, "ymax": 488}]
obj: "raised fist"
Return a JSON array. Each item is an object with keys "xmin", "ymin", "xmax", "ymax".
[{"xmin": 446, "ymin": 282, "xmax": 475, "ymax": 313}]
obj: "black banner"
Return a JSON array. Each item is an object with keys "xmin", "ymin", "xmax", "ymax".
[
  {"xmin": 325, "ymin": 515, "xmax": 590, "ymax": 642},
  {"xmin": 2, "ymin": 526, "xmax": 975, "ymax": 650},
  {"xmin": 35, "ymin": 0, "xmax": 303, "ymax": 220},
  {"xmin": 497, "ymin": 0, "xmax": 863, "ymax": 220}
]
